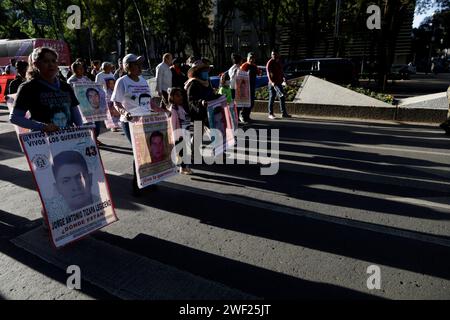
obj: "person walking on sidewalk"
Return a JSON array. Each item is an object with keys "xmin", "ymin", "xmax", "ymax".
[{"xmin": 266, "ymin": 50, "xmax": 291, "ymax": 119}]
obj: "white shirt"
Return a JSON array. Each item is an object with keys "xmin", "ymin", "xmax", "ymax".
[
  {"xmin": 228, "ymin": 64, "xmax": 240, "ymax": 89},
  {"xmin": 155, "ymin": 62, "xmax": 172, "ymax": 93},
  {"xmin": 67, "ymin": 75, "xmax": 92, "ymax": 87},
  {"xmin": 110, "ymin": 75, "xmax": 153, "ymax": 122},
  {"xmin": 5, "ymin": 64, "xmax": 17, "ymax": 75},
  {"xmin": 95, "ymin": 72, "xmax": 114, "ymax": 88}
]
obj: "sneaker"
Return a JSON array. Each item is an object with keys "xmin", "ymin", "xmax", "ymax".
[
  {"xmin": 180, "ymin": 167, "xmax": 193, "ymax": 175},
  {"xmin": 282, "ymin": 113, "xmax": 292, "ymax": 118},
  {"xmin": 268, "ymin": 114, "xmax": 276, "ymax": 120}
]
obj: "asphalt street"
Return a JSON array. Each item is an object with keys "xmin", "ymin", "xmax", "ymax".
[{"xmin": 1, "ymin": 106, "xmax": 450, "ymax": 300}]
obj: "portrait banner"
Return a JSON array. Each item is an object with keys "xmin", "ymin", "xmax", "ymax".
[
  {"xmin": 19, "ymin": 127, "xmax": 118, "ymax": 248},
  {"xmin": 235, "ymin": 70, "xmax": 251, "ymax": 108},
  {"xmin": 229, "ymin": 101, "xmax": 239, "ymax": 131},
  {"xmin": 130, "ymin": 113, "xmax": 177, "ymax": 188},
  {"xmin": 104, "ymin": 90, "xmax": 121, "ymax": 129},
  {"xmin": 6, "ymin": 94, "xmax": 30, "ymax": 151},
  {"xmin": 207, "ymin": 95, "xmax": 235, "ymax": 156},
  {"xmin": 73, "ymin": 83, "xmax": 108, "ymax": 122}
]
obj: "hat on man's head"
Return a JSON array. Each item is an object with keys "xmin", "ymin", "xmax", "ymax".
[{"xmin": 122, "ymin": 54, "xmax": 144, "ymax": 65}]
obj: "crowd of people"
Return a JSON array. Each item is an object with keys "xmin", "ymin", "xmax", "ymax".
[{"xmin": 8, "ymin": 47, "xmax": 291, "ymax": 201}]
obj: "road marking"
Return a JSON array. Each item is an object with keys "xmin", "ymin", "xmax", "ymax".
[
  {"xmin": 387, "ymin": 197, "xmax": 450, "ymax": 211},
  {"xmin": 105, "ymin": 169, "xmax": 450, "ymax": 249},
  {"xmin": 352, "ymin": 130, "xmax": 450, "ymax": 141}
]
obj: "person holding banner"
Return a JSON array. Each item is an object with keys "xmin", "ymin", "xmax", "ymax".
[
  {"xmin": 10, "ymin": 47, "xmax": 83, "ymax": 132},
  {"xmin": 67, "ymin": 61, "xmax": 92, "ymax": 86},
  {"xmin": 168, "ymin": 87, "xmax": 192, "ymax": 175},
  {"xmin": 185, "ymin": 60, "xmax": 220, "ymax": 127},
  {"xmin": 240, "ymin": 52, "xmax": 261, "ymax": 123},
  {"xmin": 9, "ymin": 47, "xmax": 84, "ymax": 230},
  {"xmin": 111, "ymin": 53, "xmax": 155, "ymax": 196}
]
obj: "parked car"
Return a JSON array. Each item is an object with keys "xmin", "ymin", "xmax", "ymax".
[
  {"xmin": 283, "ymin": 58, "xmax": 357, "ymax": 85},
  {"xmin": 390, "ymin": 64, "xmax": 415, "ymax": 80}
]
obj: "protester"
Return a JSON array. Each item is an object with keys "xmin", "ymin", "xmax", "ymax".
[
  {"xmin": 155, "ymin": 53, "xmax": 173, "ymax": 109},
  {"xmin": 9, "ymin": 47, "xmax": 83, "ymax": 230},
  {"xmin": 105, "ymin": 78, "xmax": 121, "ymax": 132},
  {"xmin": 266, "ymin": 50, "xmax": 291, "ymax": 119},
  {"xmin": 5, "ymin": 58, "xmax": 17, "ymax": 75},
  {"xmin": 168, "ymin": 87, "xmax": 192, "ymax": 175},
  {"xmin": 170, "ymin": 58, "xmax": 187, "ymax": 88},
  {"xmin": 10, "ymin": 47, "xmax": 82, "ymax": 131},
  {"xmin": 66, "ymin": 61, "xmax": 104, "ymax": 146},
  {"xmin": 240, "ymin": 52, "xmax": 260, "ymax": 122},
  {"xmin": 114, "ymin": 58, "xmax": 125, "ymax": 80},
  {"xmin": 90, "ymin": 60, "xmax": 101, "ymax": 81},
  {"xmin": 94, "ymin": 62, "xmax": 114, "ymax": 145},
  {"xmin": 67, "ymin": 61, "xmax": 92, "ymax": 86},
  {"xmin": 111, "ymin": 53, "xmax": 153, "ymax": 196},
  {"xmin": 95, "ymin": 62, "xmax": 114, "ymax": 88},
  {"xmin": 185, "ymin": 60, "xmax": 220, "ymax": 128},
  {"xmin": 7, "ymin": 60, "xmax": 28, "ymax": 95},
  {"xmin": 439, "ymin": 86, "xmax": 450, "ymax": 135},
  {"xmin": 218, "ymin": 72, "xmax": 232, "ymax": 104},
  {"xmin": 228, "ymin": 53, "xmax": 242, "ymax": 99}
]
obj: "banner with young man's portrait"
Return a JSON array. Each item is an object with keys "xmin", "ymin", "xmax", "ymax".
[
  {"xmin": 19, "ymin": 127, "xmax": 118, "ymax": 248},
  {"xmin": 207, "ymin": 95, "xmax": 235, "ymax": 156},
  {"xmin": 130, "ymin": 114, "xmax": 177, "ymax": 188},
  {"xmin": 235, "ymin": 70, "xmax": 251, "ymax": 108},
  {"xmin": 73, "ymin": 83, "xmax": 108, "ymax": 122}
]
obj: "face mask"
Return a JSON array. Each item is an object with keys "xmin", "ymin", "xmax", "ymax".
[
  {"xmin": 224, "ymin": 81, "xmax": 230, "ymax": 86},
  {"xmin": 199, "ymin": 71, "xmax": 209, "ymax": 80}
]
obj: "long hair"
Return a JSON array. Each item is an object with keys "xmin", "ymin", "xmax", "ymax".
[{"xmin": 26, "ymin": 47, "xmax": 59, "ymax": 80}]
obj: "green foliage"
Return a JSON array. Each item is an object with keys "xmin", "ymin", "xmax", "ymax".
[{"xmin": 346, "ymin": 85, "xmax": 394, "ymax": 104}]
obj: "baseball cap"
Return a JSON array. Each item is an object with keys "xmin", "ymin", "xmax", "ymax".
[{"xmin": 122, "ymin": 53, "xmax": 144, "ymax": 65}]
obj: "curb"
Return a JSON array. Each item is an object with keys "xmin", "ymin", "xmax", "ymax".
[{"xmin": 253, "ymin": 100, "xmax": 448, "ymax": 123}]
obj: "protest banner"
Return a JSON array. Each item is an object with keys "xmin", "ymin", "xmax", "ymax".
[
  {"xmin": 73, "ymin": 83, "xmax": 108, "ymax": 122},
  {"xmin": 207, "ymin": 95, "xmax": 235, "ymax": 155},
  {"xmin": 130, "ymin": 113, "xmax": 177, "ymax": 188},
  {"xmin": 235, "ymin": 70, "xmax": 251, "ymax": 108},
  {"xmin": 103, "ymin": 88, "xmax": 121, "ymax": 130},
  {"xmin": 228, "ymin": 102, "xmax": 239, "ymax": 131},
  {"xmin": 6, "ymin": 94, "xmax": 30, "ymax": 151},
  {"xmin": 19, "ymin": 127, "xmax": 118, "ymax": 248}
]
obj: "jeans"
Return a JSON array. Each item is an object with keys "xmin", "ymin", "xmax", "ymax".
[
  {"xmin": 122, "ymin": 121, "xmax": 131, "ymax": 143},
  {"xmin": 121, "ymin": 121, "xmax": 138, "ymax": 188},
  {"xmin": 268, "ymin": 83, "xmax": 287, "ymax": 115}
]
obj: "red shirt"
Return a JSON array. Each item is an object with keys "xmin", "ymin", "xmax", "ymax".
[{"xmin": 266, "ymin": 58, "xmax": 284, "ymax": 85}]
